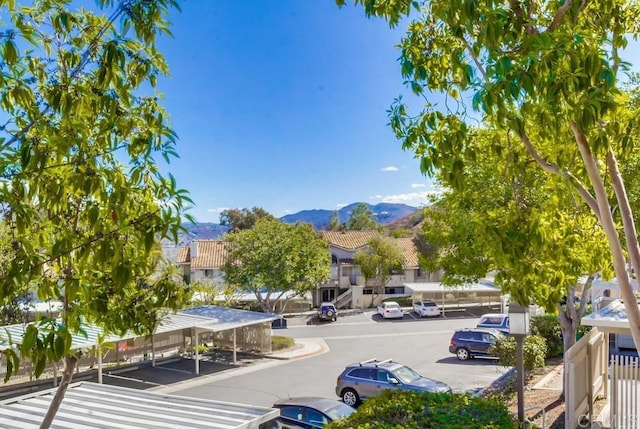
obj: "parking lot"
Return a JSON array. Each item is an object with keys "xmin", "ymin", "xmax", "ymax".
[{"xmin": 153, "ymin": 306, "xmax": 511, "ymax": 407}]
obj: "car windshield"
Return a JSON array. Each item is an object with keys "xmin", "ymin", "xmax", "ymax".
[
  {"xmin": 324, "ymin": 402, "xmax": 356, "ymax": 420},
  {"xmin": 423, "ymin": 301, "xmax": 436, "ymax": 307},
  {"xmin": 390, "ymin": 365, "xmax": 422, "ymax": 384}
]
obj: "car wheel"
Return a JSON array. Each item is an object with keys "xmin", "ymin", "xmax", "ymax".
[
  {"xmin": 333, "ymin": 317, "xmax": 337, "ymax": 321},
  {"xmin": 456, "ymin": 348, "xmax": 470, "ymax": 361},
  {"xmin": 341, "ymin": 388, "xmax": 359, "ymax": 407}
]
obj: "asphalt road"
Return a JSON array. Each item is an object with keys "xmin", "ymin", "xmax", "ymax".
[{"xmin": 162, "ymin": 309, "xmax": 510, "ymax": 407}]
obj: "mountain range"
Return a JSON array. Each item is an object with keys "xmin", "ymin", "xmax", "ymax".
[{"xmin": 179, "ymin": 202, "xmax": 420, "ymax": 242}]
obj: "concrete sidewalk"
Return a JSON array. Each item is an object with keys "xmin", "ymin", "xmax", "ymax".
[{"xmin": 266, "ymin": 337, "xmax": 329, "ymax": 360}]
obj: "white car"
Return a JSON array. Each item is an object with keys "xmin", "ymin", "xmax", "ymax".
[
  {"xmin": 413, "ymin": 299, "xmax": 441, "ymax": 317},
  {"xmin": 377, "ymin": 301, "xmax": 404, "ymax": 319}
]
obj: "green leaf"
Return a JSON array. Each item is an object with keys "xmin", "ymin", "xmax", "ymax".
[{"xmin": 2, "ymin": 40, "xmax": 18, "ymax": 64}]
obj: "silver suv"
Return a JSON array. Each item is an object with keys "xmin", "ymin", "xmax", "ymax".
[{"xmin": 335, "ymin": 358, "xmax": 451, "ymax": 406}]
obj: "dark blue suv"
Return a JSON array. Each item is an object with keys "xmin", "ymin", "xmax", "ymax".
[{"xmin": 449, "ymin": 328, "xmax": 505, "ymax": 360}]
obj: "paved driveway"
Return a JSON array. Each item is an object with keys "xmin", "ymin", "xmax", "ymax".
[{"xmin": 153, "ymin": 310, "xmax": 510, "ymax": 407}]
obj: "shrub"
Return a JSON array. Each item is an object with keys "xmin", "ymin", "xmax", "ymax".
[
  {"xmin": 530, "ymin": 315, "xmax": 563, "ymax": 358},
  {"xmin": 530, "ymin": 314, "xmax": 593, "ymax": 357},
  {"xmin": 325, "ymin": 390, "xmax": 518, "ymax": 429},
  {"xmin": 489, "ymin": 334, "xmax": 547, "ymax": 371},
  {"xmin": 271, "ymin": 335, "xmax": 295, "ymax": 351},
  {"xmin": 381, "ymin": 296, "xmax": 413, "ymax": 307}
]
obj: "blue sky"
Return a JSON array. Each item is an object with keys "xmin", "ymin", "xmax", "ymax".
[
  {"xmin": 155, "ymin": 2, "xmax": 437, "ymax": 223},
  {"xmin": 154, "ymin": 2, "xmax": 640, "ymax": 224}
]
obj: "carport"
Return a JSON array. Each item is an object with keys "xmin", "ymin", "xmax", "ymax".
[
  {"xmin": 0, "ymin": 381, "xmax": 278, "ymax": 428},
  {"xmin": 403, "ymin": 281, "xmax": 504, "ymax": 316},
  {"xmin": 0, "ymin": 306, "xmax": 280, "ymax": 384}
]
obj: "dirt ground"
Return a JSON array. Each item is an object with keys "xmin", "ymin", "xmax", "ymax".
[{"xmin": 503, "ymin": 357, "xmax": 607, "ymax": 428}]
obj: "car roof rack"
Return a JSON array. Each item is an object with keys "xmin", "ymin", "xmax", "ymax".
[{"xmin": 359, "ymin": 358, "xmax": 393, "ymax": 367}]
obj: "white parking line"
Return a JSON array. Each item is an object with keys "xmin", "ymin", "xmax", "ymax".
[{"xmin": 323, "ymin": 330, "xmax": 452, "ymax": 340}]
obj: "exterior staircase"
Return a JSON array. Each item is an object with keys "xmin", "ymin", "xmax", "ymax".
[{"xmin": 332, "ymin": 288, "xmax": 352, "ymax": 309}]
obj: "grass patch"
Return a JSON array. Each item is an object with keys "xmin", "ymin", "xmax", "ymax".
[{"xmin": 272, "ymin": 335, "xmax": 295, "ymax": 351}]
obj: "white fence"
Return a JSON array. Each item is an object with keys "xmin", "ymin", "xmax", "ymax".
[{"xmin": 610, "ymin": 354, "xmax": 640, "ymax": 428}]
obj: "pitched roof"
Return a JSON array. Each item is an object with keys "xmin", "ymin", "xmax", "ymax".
[
  {"xmin": 320, "ymin": 230, "xmax": 380, "ymax": 250},
  {"xmin": 176, "ymin": 246, "xmax": 190, "ymax": 264},
  {"xmin": 192, "ymin": 240, "xmax": 228, "ymax": 269},
  {"xmin": 396, "ymin": 237, "xmax": 420, "ymax": 268},
  {"xmin": 176, "ymin": 240, "xmax": 228, "ymax": 269},
  {"xmin": 321, "ymin": 231, "xmax": 419, "ymax": 269}
]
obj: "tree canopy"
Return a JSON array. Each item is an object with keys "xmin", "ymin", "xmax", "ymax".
[
  {"xmin": 219, "ymin": 207, "xmax": 275, "ymax": 232},
  {"xmin": 342, "ymin": 0, "xmax": 640, "ymax": 348},
  {"xmin": 354, "ymin": 236, "xmax": 404, "ymax": 288},
  {"xmin": 327, "ymin": 210, "xmax": 344, "ymax": 231},
  {"xmin": 223, "ymin": 218, "xmax": 331, "ymax": 313},
  {"xmin": 0, "ymin": 1, "xmax": 190, "ymax": 425},
  {"xmin": 346, "ymin": 203, "xmax": 379, "ymax": 230}
]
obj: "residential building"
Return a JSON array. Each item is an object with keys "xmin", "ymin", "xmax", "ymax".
[
  {"xmin": 176, "ymin": 240, "xmax": 227, "ymax": 285},
  {"xmin": 318, "ymin": 231, "xmax": 442, "ymax": 309},
  {"xmin": 176, "ymin": 232, "xmax": 442, "ymax": 310}
]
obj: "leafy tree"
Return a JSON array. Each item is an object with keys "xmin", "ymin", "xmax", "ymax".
[
  {"xmin": 219, "ymin": 207, "xmax": 275, "ymax": 232},
  {"xmin": 223, "ymin": 218, "xmax": 331, "ymax": 313},
  {"xmin": 326, "ymin": 390, "xmax": 518, "ymax": 429},
  {"xmin": 342, "ymin": 0, "xmax": 640, "ymax": 349},
  {"xmin": 327, "ymin": 210, "xmax": 344, "ymax": 231},
  {"xmin": 415, "ymin": 128, "xmax": 609, "ymax": 397},
  {"xmin": 354, "ymin": 236, "xmax": 403, "ymax": 299},
  {"xmin": 0, "ymin": 1, "xmax": 191, "ymax": 425},
  {"xmin": 0, "ymin": 221, "xmax": 31, "ymax": 325},
  {"xmin": 346, "ymin": 203, "xmax": 378, "ymax": 230}
]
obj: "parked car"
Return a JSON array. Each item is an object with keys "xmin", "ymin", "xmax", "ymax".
[
  {"xmin": 476, "ymin": 313, "xmax": 510, "ymax": 334},
  {"xmin": 377, "ymin": 301, "xmax": 404, "ymax": 319},
  {"xmin": 449, "ymin": 328, "xmax": 505, "ymax": 360},
  {"xmin": 263, "ymin": 397, "xmax": 356, "ymax": 428},
  {"xmin": 335, "ymin": 358, "xmax": 452, "ymax": 406},
  {"xmin": 317, "ymin": 302, "xmax": 338, "ymax": 322},
  {"xmin": 412, "ymin": 299, "xmax": 441, "ymax": 317}
]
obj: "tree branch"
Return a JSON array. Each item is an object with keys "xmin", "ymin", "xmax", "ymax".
[
  {"xmin": 2, "ymin": 3, "xmax": 128, "ymax": 150},
  {"xmin": 518, "ymin": 130, "xmax": 600, "ymax": 217},
  {"xmin": 547, "ymin": 0, "xmax": 573, "ymax": 32}
]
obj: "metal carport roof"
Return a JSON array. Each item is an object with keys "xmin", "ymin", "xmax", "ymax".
[
  {"xmin": 181, "ymin": 305, "xmax": 280, "ymax": 332},
  {"xmin": 581, "ymin": 299, "xmax": 636, "ymax": 335},
  {"xmin": 0, "ymin": 306, "xmax": 279, "ymax": 351},
  {"xmin": 403, "ymin": 280, "xmax": 503, "ymax": 293},
  {"xmin": 0, "ymin": 381, "xmax": 278, "ymax": 429}
]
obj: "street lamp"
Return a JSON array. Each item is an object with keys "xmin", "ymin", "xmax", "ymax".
[{"xmin": 509, "ymin": 303, "xmax": 530, "ymax": 424}]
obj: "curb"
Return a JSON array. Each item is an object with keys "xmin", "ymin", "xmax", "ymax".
[{"xmin": 532, "ymin": 363, "xmax": 563, "ymax": 390}]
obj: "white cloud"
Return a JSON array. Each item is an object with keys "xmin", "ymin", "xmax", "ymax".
[
  {"xmin": 411, "ymin": 183, "xmax": 427, "ymax": 189},
  {"xmin": 369, "ymin": 195, "xmax": 383, "ymax": 200},
  {"xmin": 380, "ymin": 190, "xmax": 441, "ymax": 205},
  {"xmin": 381, "ymin": 166, "xmax": 399, "ymax": 172},
  {"xmin": 207, "ymin": 207, "xmax": 229, "ymax": 213},
  {"xmin": 336, "ymin": 203, "xmax": 348, "ymax": 209}
]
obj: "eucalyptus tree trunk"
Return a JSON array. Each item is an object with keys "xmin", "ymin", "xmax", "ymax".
[{"xmin": 573, "ymin": 130, "xmax": 640, "ymax": 351}]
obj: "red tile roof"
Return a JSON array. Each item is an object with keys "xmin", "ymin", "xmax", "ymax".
[{"xmin": 320, "ymin": 230, "xmax": 380, "ymax": 250}]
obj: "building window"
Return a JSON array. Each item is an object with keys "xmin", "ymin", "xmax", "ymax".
[
  {"xmin": 331, "ymin": 254, "xmax": 338, "ymax": 264},
  {"xmin": 204, "ymin": 269, "xmax": 214, "ymax": 279},
  {"xmin": 385, "ymin": 287, "xmax": 404, "ymax": 295},
  {"xmin": 363, "ymin": 288, "xmax": 373, "ymax": 295}
]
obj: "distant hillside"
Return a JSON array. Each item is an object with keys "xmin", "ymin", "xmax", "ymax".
[
  {"xmin": 386, "ymin": 209, "xmax": 426, "ymax": 232},
  {"xmin": 279, "ymin": 202, "xmax": 418, "ymax": 230},
  {"xmin": 173, "ymin": 203, "xmax": 419, "ymax": 245}
]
